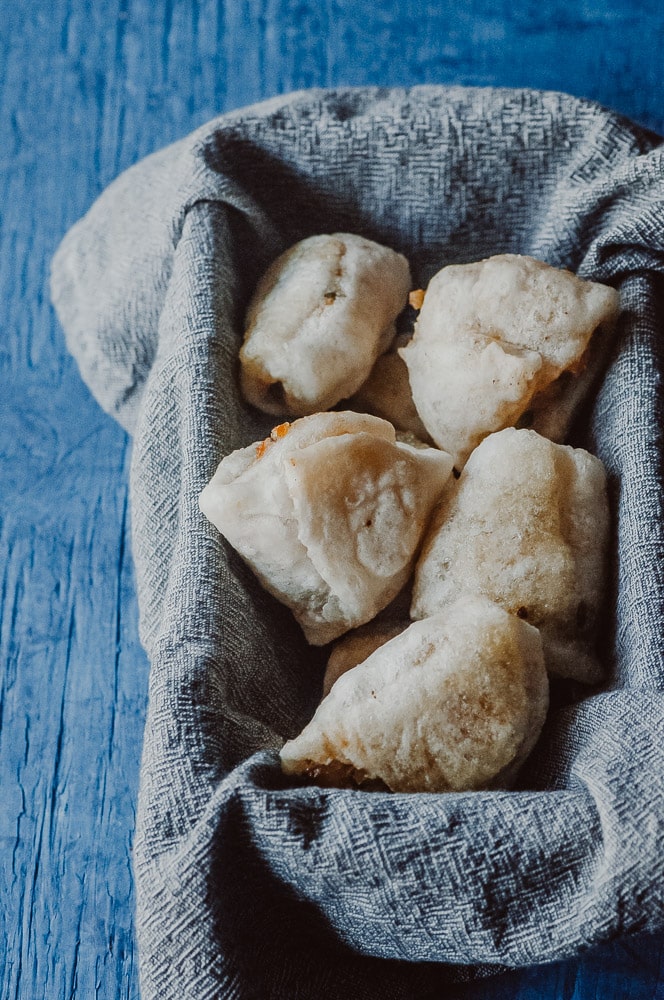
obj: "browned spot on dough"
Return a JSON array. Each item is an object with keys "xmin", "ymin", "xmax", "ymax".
[{"xmin": 302, "ymin": 759, "xmax": 390, "ymax": 792}]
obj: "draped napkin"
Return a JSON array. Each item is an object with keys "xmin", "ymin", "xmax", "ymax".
[{"xmin": 51, "ymin": 86, "xmax": 664, "ymax": 1000}]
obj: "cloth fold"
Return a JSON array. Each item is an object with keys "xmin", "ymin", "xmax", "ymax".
[{"xmin": 51, "ymin": 87, "xmax": 664, "ymax": 1000}]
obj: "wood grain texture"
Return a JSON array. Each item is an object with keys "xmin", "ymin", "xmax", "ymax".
[{"xmin": 1, "ymin": 1, "xmax": 663, "ymax": 997}]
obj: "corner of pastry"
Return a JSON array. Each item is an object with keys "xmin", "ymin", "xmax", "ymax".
[
  {"xmin": 322, "ymin": 619, "xmax": 408, "ymax": 697},
  {"xmin": 347, "ymin": 335, "xmax": 433, "ymax": 442}
]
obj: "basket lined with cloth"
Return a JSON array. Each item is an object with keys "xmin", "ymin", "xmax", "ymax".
[{"xmin": 51, "ymin": 86, "xmax": 664, "ymax": 999}]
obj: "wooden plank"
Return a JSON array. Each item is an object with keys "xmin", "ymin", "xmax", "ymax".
[
  {"xmin": 1, "ymin": 1, "xmax": 663, "ymax": 997},
  {"xmin": 0, "ymin": 376, "xmax": 145, "ymax": 999}
]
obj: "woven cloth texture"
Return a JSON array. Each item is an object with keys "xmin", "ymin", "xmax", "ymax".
[{"xmin": 51, "ymin": 86, "xmax": 664, "ymax": 1000}]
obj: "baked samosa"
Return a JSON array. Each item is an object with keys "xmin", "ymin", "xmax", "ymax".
[
  {"xmin": 399, "ymin": 254, "xmax": 619, "ymax": 466},
  {"xmin": 411, "ymin": 428, "xmax": 610, "ymax": 683},
  {"xmin": 200, "ymin": 412, "xmax": 453, "ymax": 645},
  {"xmin": 280, "ymin": 595, "xmax": 548, "ymax": 793},
  {"xmin": 240, "ymin": 233, "xmax": 411, "ymax": 416}
]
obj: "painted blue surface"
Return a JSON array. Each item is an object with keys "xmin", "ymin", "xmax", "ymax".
[{"xmin": 1, "ymin": 2, "xmax": 663, "ymax": 996}]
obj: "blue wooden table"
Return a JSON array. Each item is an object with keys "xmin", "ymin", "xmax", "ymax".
[{"xmin": 1, "ymin": 2, "xmax": 663, "ymax": 997}]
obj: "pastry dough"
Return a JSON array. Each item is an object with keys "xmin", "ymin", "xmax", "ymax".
[
  {"xmin": 399, "ymin": 254, "xmax": 619, "ymax": 466},
  {"xmin": 200, "ymin": 412, "xmax": 453, "ymax": 645},
  {"xmin": 411, "ymin": 428, "xmax": 609, "ymax": 683},
  {"xmin": 280, "ymin": 595, "xmax": 549, "ymax": 793},
  {"xmin": 240, "ymin": 233, "xmax": 411, "ymax": 416}
]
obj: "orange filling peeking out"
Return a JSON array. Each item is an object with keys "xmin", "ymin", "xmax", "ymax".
[
  {"xmin": 409, "ymin": 289, "xmax": 425, "ymax": 311},
  {"xmin": 255, "ymin": 421, "xmax": 291, "ymax": 460}
]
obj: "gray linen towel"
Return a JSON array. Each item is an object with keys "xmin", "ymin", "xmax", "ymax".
[{"xmin": 51, "ymin": 86, "xmax": 664, "ymax": 999}]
